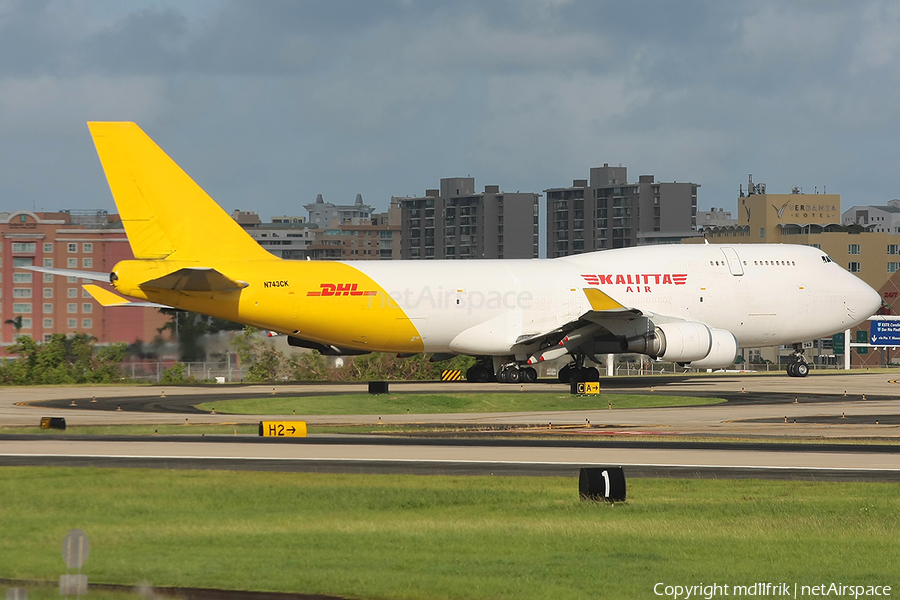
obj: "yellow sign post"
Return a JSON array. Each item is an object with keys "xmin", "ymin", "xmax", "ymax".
[{"xmin": 258, "ymin": 421, "xmax": 307, "ymax": 437}]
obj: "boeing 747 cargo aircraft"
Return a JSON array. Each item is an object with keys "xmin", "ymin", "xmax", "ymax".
[{"xmin": 23, "ymin": 123, "xmax": 882, "ymax": 382}]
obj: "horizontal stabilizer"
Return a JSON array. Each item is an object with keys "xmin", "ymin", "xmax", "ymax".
[
  {"xmin": 82, "ymin": 284, "xmax": 170, "ymax": 308},
  {"xmin": 140, "ymin": 267, "xmax": 249, "ymax": 293},
  {"xmin": 20, "ymin": 265, "xmax": 111, "ymax": 282}
]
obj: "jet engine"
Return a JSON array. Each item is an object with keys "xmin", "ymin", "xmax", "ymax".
[
  {"xmin": 625, "ymin": 321, "xmax": 737, "ymax": 368},
  {"xmin": 684, "ymin": 328, "xmax": 738, "ymax": 369}
]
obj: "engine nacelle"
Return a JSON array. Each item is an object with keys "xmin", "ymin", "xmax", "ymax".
[
  {"xmin": 623, "ymin": 321, "xmax": 738, "ymax": 367},
  {"xmin": 652, "ymin": 321, "xmax": 713, "ymax": 362},
  {"xmin": 685, "ymin": 328, "xmax": 738, "ymax": 369}
]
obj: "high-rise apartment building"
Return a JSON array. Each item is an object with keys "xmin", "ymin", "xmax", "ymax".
[
  {"xmin": 546, "ymin": 164, "xmax": 699, "ymax": 257},
  {"xmin": 396, "ymin": 178, "xmax": 539, "ymax": 259},
  {"xmin": 0, "ymin": 210, "xmax": 168, "ymax": 347},
  {"xmin": 304, "ymin": 194, "xmax": 374, "ymax": 227},
  {"xmin": 231, "ymin": 210, "xmax": 317, "ymax": 259},
  {"xmin": 305, "ymin": 206, "xmax": 400, "ymax": 260}
]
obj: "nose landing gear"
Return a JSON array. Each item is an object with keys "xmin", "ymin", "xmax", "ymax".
[{"xmin": 786, "ymin": 344, "xmax": 809, "ymax": 377}]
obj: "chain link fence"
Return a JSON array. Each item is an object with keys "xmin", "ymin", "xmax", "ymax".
[{"xmin": 121, "ymin": 361, "xmax": 248, "ymax": 383}]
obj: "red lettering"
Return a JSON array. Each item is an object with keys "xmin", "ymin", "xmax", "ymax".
[
  {"xmin": 662, "ymin": 274, "xmax": 673, "ymax": 285},
  {"xmin": 308, "ymin": 282, "xmax": 377, "ymax": 297},
  {"xmin": 616, "ymin": 274, "xmax": 626, "ymax": 284},
  {"xmin": 599, "ymin": 274, "xmax": 612, "ymax": 285}
]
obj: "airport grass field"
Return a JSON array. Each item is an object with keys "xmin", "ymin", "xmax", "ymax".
[
  {"xmin": 1, "ymin": 467, "xmax": 897, "ymax": 600},
  {"xmin": 193, "ymin": 391, "xmax": 725, "ymax": 415}
]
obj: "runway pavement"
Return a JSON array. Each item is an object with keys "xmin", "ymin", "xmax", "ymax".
[
  {"xmin": 3, "ymin": 372, "xmax": 900, "ymax": 437},
  {"xmin": 2, "ymin": 372, "xmax": 900, "ymax": 480},
  {"xmin": 1, "ymin": 435, "xmax": 899, "ymax": 481}
]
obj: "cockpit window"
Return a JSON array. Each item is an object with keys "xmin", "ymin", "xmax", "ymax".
[{"xmin": 821, "ymin": 255, "xmax": 834, "ymax": 264}]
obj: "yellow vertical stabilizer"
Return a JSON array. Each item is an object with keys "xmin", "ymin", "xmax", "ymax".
[{"xmin": 87, "ymin": 122, "xmax": 273, "ymax": 262}]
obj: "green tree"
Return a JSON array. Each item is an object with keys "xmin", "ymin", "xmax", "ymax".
[
  {"xmin": 287, "ymin": 350, "xmax": 330, "ymax": 381},
  {"xmin": 231, "ymin": 327, "xmax": 290, "ymax": 382},
  {"xmin": 1, "ymin": 335, "xmax": 39, "ymax": 385},
  {"xmin": 160, "ymin": 362, "xmax": 194, "ymax": 384},
  {"xmin": 4, "ymin": 315, "xmax": 23, "ymax": 333},
  {"xmin": 93, "ymin": 342, "xmax": 128, "ymax": 382},
  {"xmin": 0, "ymin": 334, "xmax": 128, "ymax": 385}
]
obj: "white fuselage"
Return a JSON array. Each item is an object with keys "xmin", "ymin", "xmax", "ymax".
[{"xmin": 346, "ymin": 244, "xmax": 881, "ymax": 354}]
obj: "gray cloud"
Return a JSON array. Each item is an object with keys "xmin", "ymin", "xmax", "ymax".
[{"xmin": 1, "ymin": 0, "xmax": 899, "ymax": 223}]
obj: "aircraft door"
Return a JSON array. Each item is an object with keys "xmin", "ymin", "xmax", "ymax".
[{"xmin": 720, "ymin": 247, "xmax": 744, "ymax": 276}]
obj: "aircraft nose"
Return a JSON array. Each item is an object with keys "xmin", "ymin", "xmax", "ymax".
[{"xmin": 854, "ymin": 278, "xmax": 882, "ymax": 320}]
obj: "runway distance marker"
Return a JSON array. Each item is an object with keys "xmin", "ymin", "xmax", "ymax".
[{"xmin": 258, "ymin": 421, "xmax": 307, "ymax": 437}]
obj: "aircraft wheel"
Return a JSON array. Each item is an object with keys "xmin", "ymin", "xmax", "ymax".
[
  {"xmin": 585, "ymin": 367, "xmax": 600, "ymax": 381},
  {"xmin": 507, "ymin": 368, "xmax": 522, "ymax": 384},
  {"xmin": 795, "ymin": 362, "xmax": 809, "ymax": 377},
  {"xmin": 568, "ymin": 367, "xmax": 585, "ymax": 385},
  {"xmin": 786, "ymin": 362, "xmax": 797, "ymax": 377},
  {"xmin": 523, "ymin": 367, "xmax": 538, "ymax": 383},
  {"xmin": 468, "ymin": 364, "xmax": 492, "ymax": 382},
  {"xmin": 497, "ymin": 368, "xmax": 509, "ymax": 383},
  {"xmin": 558, "ymin": 364, "xmax": 572, "ymax": 384}
]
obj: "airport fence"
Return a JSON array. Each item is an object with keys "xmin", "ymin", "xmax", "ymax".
[{"xmin": 121, "ymin": 361, "xmax": 248, "ymax": 383}]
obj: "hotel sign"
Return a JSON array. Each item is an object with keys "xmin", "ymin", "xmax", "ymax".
[{"xmin": 771, "ymin": 200, "xmax": 838, "ymax": 221}]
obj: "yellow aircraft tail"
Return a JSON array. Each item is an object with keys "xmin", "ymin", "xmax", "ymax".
[{"xmin": 87, "ymin": 122, "xmax": 273, "ymax": 263}]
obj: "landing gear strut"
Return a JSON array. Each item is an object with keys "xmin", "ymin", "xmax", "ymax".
[{"xmin": 786, "ymin": 344, "xmax": 809, "ymax": 378}]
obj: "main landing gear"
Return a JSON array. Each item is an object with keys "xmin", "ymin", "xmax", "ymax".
[
  {"xmin": 465, "ymin": 359, "xmax": 494, "ymax": 382},
  {"xmin": 496, "ymin": 364, "xmax": 538, "ymax": 383},
  {"xmin": 464, "ymin": 359, "xmax": 538, "ymax": 383},
  {"xmin": 557, "ymin": 356, "xmax": 600, "ymax": 384},
  {"xmin": 786, "ymin": 344, "xmax": 809, "ymax": 378}
]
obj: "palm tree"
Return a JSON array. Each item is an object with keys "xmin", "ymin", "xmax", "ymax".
[{"xmin": 4, "ymin": 315, "xmax": 23, "ymax": 333}]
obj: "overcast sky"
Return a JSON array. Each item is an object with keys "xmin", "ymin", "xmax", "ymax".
[{"xmin": 2, "ymin": 0, "xmax": 899, "ymax": 220}]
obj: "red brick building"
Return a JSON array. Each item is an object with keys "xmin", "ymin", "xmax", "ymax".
[{"xmin": 0, "ymin": 210, "xmax": 169, "ymax": 347}]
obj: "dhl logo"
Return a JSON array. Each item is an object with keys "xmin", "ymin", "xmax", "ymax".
[
  {"xmin": 307, "ymin": 283, "xmax": 378, "ymax": 297},
  {"xmin": 581, "ymin": 273, "xmax": 688, "ymax": 286}
]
